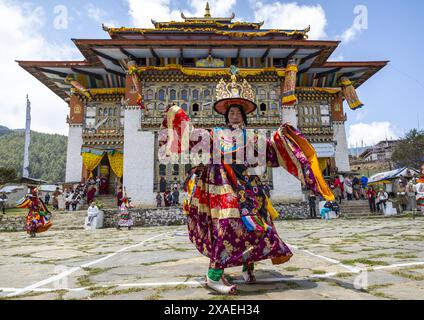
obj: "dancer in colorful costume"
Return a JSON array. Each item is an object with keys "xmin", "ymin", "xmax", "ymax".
[
  {"xmin": 160, "ymin": 68, "xmax": 334, "ymax": 295},
  {"xmin": 116, "ymin": 195, "xmax": 134, "ymax": 230},
  {"xmin": 17, "ymin": 188, "xmax": 53, "ymax": 237},
  {"xmin": 416, "ymin": 165, "xmax": 424, "ymax": 213}
]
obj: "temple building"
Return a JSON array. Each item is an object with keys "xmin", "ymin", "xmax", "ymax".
[{"xmin": 17, "ymin": 4, "xmax": 387, "ymax": 206}]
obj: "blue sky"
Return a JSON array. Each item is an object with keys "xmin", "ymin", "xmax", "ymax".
[{"xmin": 1, "ymin": 0, "xmax": 423, "ymax": 148}]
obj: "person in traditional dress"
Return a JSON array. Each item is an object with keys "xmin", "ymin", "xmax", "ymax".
[
  {"xmin": 87, "ymin": 185, "xmax": 96, "ymax": 205},
  {"xmin": 17, "ymin": 188, "xmax": 53, "ymax": 237},
  {"xmin": 344, "ymin": 175, "xmax": 354, "ymax": 200},
  {"xmin": 117, "ymin": 187, "xmax": 124, "ymax": 208},
  {"xmin": 86, "ymin": 202, "xmax": 99, "ymax": 227},
  {"xmin": 163, "ymin": 190, "xmax": 171, "ymax": 207},
  {"xmin": 52, "ymin": 187, "xmax": 61, "ymax": 210},
  {"xmin": 0, "ymin": 192, "xmax": 7, "ymax": 214},
  {"xmin": 416, "ymin": 167, "xmax": 424, "ymax": 213},
  {"xmin": 156, "ymin": 192, "xmax": 162, "ymax": 207},
  {"xmin": 406, "ymin": 180, "xmax": 417, "ymax": 212},
  {"xmin": 159, "ymin": 70, "xmax": 334, "ymax": 295},
  {"xmin": 116, "ymin": 197, "xmax": 134, "ymax": 230},
  {"xmin": 100, "ymin": 176, "xmax": 108, "ymax": 195}
]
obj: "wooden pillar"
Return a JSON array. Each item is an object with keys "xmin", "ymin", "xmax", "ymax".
[
  {"xmin": 69, "ymin": 94, "xmax": 84, "ymax": 124},
  {"xmin": 125, "ymin": 74, "xmax": 141, "ymax": 106},
  {"xmin": 330, "ymin": 93, "xmax": 345, "ymax": 122}
]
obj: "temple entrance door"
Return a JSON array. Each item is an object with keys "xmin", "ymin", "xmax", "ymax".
[{"xmin": 95, "ymin": 155, "xmax": 111, "ymax": 195}]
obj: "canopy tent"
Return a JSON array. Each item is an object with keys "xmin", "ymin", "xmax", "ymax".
[{"xmin": 368, "ymin": 167, "xmax": 420, "ymax": 185}]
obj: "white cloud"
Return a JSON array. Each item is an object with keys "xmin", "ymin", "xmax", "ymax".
[
  {"xmin": 126, "ymin": 0, "xmax": 237, "ymax": 27},
  {"xmin": 337, "ymin": 5, "xmax": 368, "ymax": 43},
  {"xmin": 127, "ymin": 0, "xmax": 181, "ymax": 27},
  {"xmin": 85, "ymin": 3, "xmax": 118, "ymax": 27},
  {"xmin": 353, "ymin": 109, "xmax": 368, "ymax": 122},
  {"xmin": 252, "ymin": 1, "xmax": 327, "ymax": 40},
  {"xmin": 348, "ymin": 122, "xmax": 399, "ymax": 148},
  {"xmin": 0, "ymin": 0, "xmax": 82, "ymax": 135},
  {"xmin": 339, "ymin": 24, "xmax": 362, "ymax": 43},
  {"xmin": 188, "ymin": 0, "xmax": 237, "ymax": 17}
]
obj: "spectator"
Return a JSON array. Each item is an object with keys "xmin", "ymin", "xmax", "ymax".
[
  {"xmin": 52, "ymin": 187, "xmax": 61, "ymax": 210},
  {"xmin": 163, "ymin": 190, "xmax": 171, "ymax": 207},
  {"xmin": 71, "ymin": 192, "xmax": 81, "ymax": 211},
  {"xmin": 344, "ymin": 175, "xmax": 353, "ymax": 201},
  {"xmin": 87, "ymin": 185, "xmax": 97, "ymax": 205},
  {"xmin": 159, "ymin": 176, "xmax": 167, "ymax": 193},
  {"xmin": 44, "ymin": 192, "xmax": 50, "ymax": 205},
  {"xmin": 396, "ymin": 182, "xmax": 408, "ymax": 213},
  {"xmin": 360, "ymin": 175, "xmax": 368, "ymax": 199},
  {"xmin": 156, "ymin": 192, "xmax": 162, "ymax": 207},
  {"xmin": 86, "ymin": 202, "xmax": 99, "ymax": 227},
  {"xmin": 65, "ymin": 191, "xmax": 72, "ymax": 211},
  {"xmin": 376, "ymin": 188, "xmax": 389, "ymax": 213},
  {"xmin": 117, "ymin": 187, "xmax": 123, "ymax": 208},
  {"xmin": 406, "ymin": 180, "xmax": 417, "ymax": 211},
  {"xmin": 308, "ymin": 190, "xmax": 317, "ymax": 219},
  {"xmin": 0, "ymin": 192, "xmax": 7, "ymax": 214},
  {"xmin": 332, "ymin": 180, "xmax": 342, "ymax": 204},
  {"xmin": 352, "ymin": 176, "xmax": 361, "ymax": 200},
  {"xmin": 366, "ymin": 186, "xmax": 377, "ymax": 213},
  {"xmin": 172, "ymin": 188, "xmax": 180, "ymax": 206}
]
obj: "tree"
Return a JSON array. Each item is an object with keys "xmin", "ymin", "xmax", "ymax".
[
  {"xmin": 0, "ymin": 167, "xmax": 17, "ymax": 184},
  {"xmin": 391, "ymin": 129, "xmax": 424, "ymax": 169}
]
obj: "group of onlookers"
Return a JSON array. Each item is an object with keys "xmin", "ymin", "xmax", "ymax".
[
  {"xmin": 155, "ymin": 176, "xmax": 181, "ymax": 207},
  {"xmin": 308, "ymin": 173, "xmax": 422, "ymax": 218}
]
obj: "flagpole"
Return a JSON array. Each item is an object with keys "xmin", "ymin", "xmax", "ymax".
[{"xmin": 23, "ymin": 95, "xmax": 31, "ymax": 178}]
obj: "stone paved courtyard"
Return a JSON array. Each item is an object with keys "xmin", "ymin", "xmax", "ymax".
[{"xmin": 1, "ymin": 217, "xmax": 424, "ymax": 300}]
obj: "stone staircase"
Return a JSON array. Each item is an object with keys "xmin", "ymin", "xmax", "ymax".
[
  {"xmin": 79, "ymin": 195, "xmax": 117, "ymax": 211},
  {"xmin": 95, "ymin": 195, "xmax": 117, "ymax": 209},
  {"xmin": 339, "ymin": 199, "xmax": 377, "ymax": 218}
]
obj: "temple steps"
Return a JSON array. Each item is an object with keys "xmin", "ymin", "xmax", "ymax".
[{"xmin": 339, "ymin": 199, "xmax": 377, "ymax": 217}]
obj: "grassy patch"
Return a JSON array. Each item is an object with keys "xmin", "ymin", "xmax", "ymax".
[
  {"xmin": 82, "ymin": 267, "xmax": 113, "ymax": 276},
  {"xmin": 391, "ymin": 270, "xmax": 424, "ymax": 281},
  {"xmin": 76, "ymin": 275, "xmax": 94, "ymax": 288},
  {"xmin": 341, "ymin": 258, "xmax": 389, "ymax": 266},
  {"xmin": 311, "ymin": 270, "xmax": 327, "ymax": 275},
  {"xmin": 284, "ymin": 281, "xmax": 301, "ymax": 289},
  {"xmin": 146, "ymin": 291, "xmax": 162, "ymax": 300},
  {"xmin": 285, "ymin": 266, "xmax": 301, "ymax": 272},
  {"xmin": 334, "ymin": 272, "xmax": 354, "ymax": 279},
  {"xmin": 393, "ymin": 254, "xmax": 418, "ymax": 259},
  {"xmin": 88, "ymin": 286, "xmax": 117, "ymax": 298},
  {"xmin": 140, "ymin": 259, "xmax": 181, "ymax": 266},
  {"xmin": 369, "ymin": 291, "xmax": 396, "ymax": 300},
  {"xmin": 368, "ymin": 253, "xmax": 391, "ymax": 259},
  {"xmin": 54, "ymin": 289, "xmax": 67, "ymax": 300},
  {"xmin": 12, "ymin": 253, "xmax": 32, "ymax": 258},
  {"xmin": 0, "ymin": 291, "xmax": 45, "ymax": 300},
  {"xmin": 366, "ymin": 283, "xmax": 393, "ymax": 291},
  {"xmin": 109, "ymin": 287, "xmax": 147, "ymax": 296}
]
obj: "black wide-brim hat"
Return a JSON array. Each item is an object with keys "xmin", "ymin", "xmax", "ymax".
[{"xmin": 213, "ymin": 98, "xmax": 257, "ymax": 115}]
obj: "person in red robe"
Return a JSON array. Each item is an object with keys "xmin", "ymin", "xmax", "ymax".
[
  {"xmin": 87, "ymin": 185, "xmax": 96, "ymax": 204},
  {"xmin": 117, "ymin": 187, "xmax": 123, "ymax": 207},
  {"xmin": 100, "ymin": 176, "xmax": 108, "ymax": 195}
]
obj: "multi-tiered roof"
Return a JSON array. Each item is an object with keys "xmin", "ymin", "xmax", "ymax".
[{"xmin": 17, "ymin": 3, "xmax": 387, "ymax": 101}]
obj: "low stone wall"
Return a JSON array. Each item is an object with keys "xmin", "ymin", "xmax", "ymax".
[
  {"xmin": 102, "ymin": 201, "xmax": 310, "ymax": 228},
  {"xmin": 103, "ymin": 207, "xmax": 187, "ymax": 228},
  {"xmin": 0, "ymin": 202, "xmax": 311, "ymax": 231},
  {"xmin": 273, "ymin": 201, "xmax": 310, "ymax": 220},
  {"xmin": 0, "ymin": 215, "xmax": 25, "ymax": 232}
]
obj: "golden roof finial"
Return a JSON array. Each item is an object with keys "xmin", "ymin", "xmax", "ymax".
[{"xmin": 204, "ymin": 2, "xmax": 211, "ymax": 18}]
